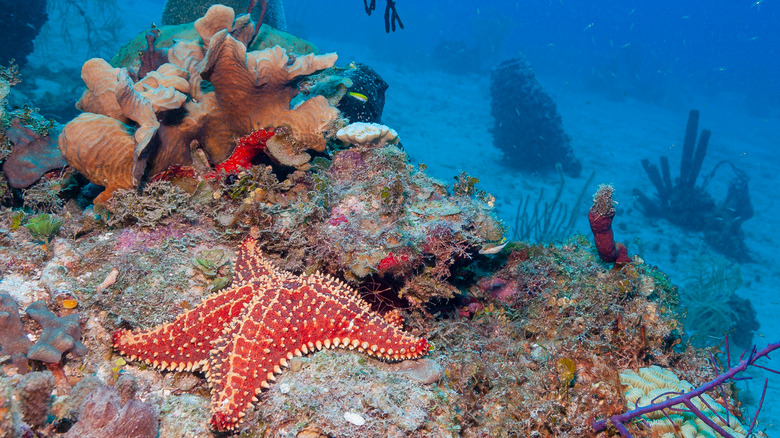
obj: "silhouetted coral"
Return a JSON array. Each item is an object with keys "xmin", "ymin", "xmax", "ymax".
[
  {"xmin": 633, "ymin": 110, "xmax": 754, "ymax": 262},
  {"xmin": 0, "ymin": 0, "xmax": 47, "ymax": 68},
  {"xmin": 490, "ymin": 56, "xmax": 581, "ymax": 177}
]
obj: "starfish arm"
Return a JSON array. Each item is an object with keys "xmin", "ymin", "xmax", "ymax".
[
  {"xmin": 233, "ymin": 236, "xmax": 279, "ymax": 283},
  {"xmin": 206, "ymin": 275, "xmax": 427, "ymax": 431},
  {"xmin": 112, "ymin": 283, "xmax": 258, "ymax": 372}
]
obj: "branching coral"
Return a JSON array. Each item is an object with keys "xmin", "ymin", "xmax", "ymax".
[
  {"xmin": 59, "ymin": 5, "xmax": 338, "ymax": 203},
  {"xmin": 593, "ymin": 340, "xmax": 778, "ymax": 437},
  {"xmin": 633, "ymin": 110, "xmax": 754, "ymax": 262}
]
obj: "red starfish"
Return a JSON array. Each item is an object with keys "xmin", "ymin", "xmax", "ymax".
[{"xmin": 113, "ymin": 237, "xmax": 428, "ymax": 431}]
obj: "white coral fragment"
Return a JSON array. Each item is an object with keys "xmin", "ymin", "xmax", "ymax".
[{"xmin": 337, "ymin": 122, "xmax": 399, "ymax": 148}]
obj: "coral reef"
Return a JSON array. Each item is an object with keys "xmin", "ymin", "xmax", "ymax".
[
  {"xmin": 490, "ymin": 55, "xmax": 581, "ymax": 177},
  {"xmin": 633, "ymin": 110, "xmax": 754, "ymax": 262},
  {"xmin": 59, "ymin": 5, "xmax": 338, "ymax": 202},
  {"xmin": 237, "ymin": 138, "xmax": 504, "ymax": 303},
  {"xmin": 0, "ymin": 6, "xmax": 770, "ymax": 437},
  {"xmin": 431, "ymin": 239, "xmax": 692, "ymax": 436}
]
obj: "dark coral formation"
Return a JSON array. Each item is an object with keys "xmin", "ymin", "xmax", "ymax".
[
  {"xmin": 633, "ymin": 110, "xmax": 754, "ymax": 262},
  {"xmin": 0, "ymin": 0, "xmax": 47, "ymax": 68},
  {"xmin": 490, "ymin": 56, "xmax": 581, "ymax": 177},
  {"xmin": 334, "ymin": 63, "xmax": 389, "ymax": 123},
  {"xmin": 16, "ymin": 371, "xmax": 55, "ymax": 427}
]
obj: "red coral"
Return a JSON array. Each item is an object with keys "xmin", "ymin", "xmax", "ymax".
[
  {"xmin": 377, "ymin": 252, "xmax": 409, "ymax": 271},
  {"xmin": 588, "ymin": 185, "xmax": 631, "ymax": 265},
  {"xmin": 328, "ymin": 214, "xmax": 348, "ymax": 226},
  {"xmin": 206, "ymin": 129, "xmax": 275, "ymax": 178}
]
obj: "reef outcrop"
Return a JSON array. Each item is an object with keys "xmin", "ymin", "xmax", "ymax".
[{"xmin": 59, "ymin": 5, "xmax": 338, "ymax": 203}]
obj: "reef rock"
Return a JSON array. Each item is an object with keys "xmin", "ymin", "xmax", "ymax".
[
  {"xmin": 59, "ymin": 5, "xmax": 338, "ymax": 203},
  {"xmin": 2, "ymin": 119, "xmax": 66, "ymax": 189}
]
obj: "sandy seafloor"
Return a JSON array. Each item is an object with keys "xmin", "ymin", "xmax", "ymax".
[{"xmin": 21, "ymin": 0, "xmax": 780, "ymax": 435}]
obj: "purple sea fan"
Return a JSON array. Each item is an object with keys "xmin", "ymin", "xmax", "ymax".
[{"xmin": 593, "ymin": 339, "xmax": 779, "ymax": 437}]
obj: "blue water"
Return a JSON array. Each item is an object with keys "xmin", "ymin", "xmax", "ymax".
[{"xmin": 289, "ymin": 0, "xmax": 779, "ymax": 111}]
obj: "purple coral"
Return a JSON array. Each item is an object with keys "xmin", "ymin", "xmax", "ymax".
[
  {"xmin": 0, "ymin": 294, "xmax": 32, "ymax": 371},
  {"xmin": 593, "ymin": 339, "xmax": 780, "ymax": 437},
  {"xmin": 25, "ymin": 301, "xmax": 87, "ymax": 363}
]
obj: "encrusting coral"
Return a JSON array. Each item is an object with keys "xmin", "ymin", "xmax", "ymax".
[
  {"xmin": 336, "ymin": 121, "xmax": 399, "ymax": 148},
  {"xmin": 0, "ymin": 295, "xmax": 87, "ymax": 372},
  {"xmin": 2, "ymin": 119, "xmax": 66, "ymax": 189},
  {"xmin": 59, "ymin": 5, "xmax": 339, "ymax": 203}
]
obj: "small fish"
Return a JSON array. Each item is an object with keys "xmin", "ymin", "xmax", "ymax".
[
  {"xmin": 479, "ymin": 238, "xmax": 508, "ymax": 255},
  {"xmin": 347, "ymin": 91, "xmax": 368, "ymax": 103},
  {"xmin": 583, "ymin": 22, "xmax": 595, "ymax": 31}
]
